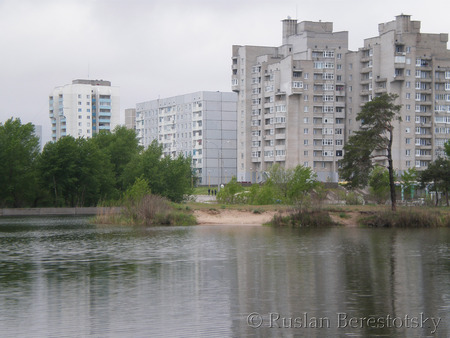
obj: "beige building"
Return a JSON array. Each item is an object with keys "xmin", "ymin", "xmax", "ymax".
[
  {"xmin": 347, "ymin": 14, "xmax": 450, "ymax": 173},
  {"xmin": 125, "ymin": 108, "xmax": 136, "ymax": 130},
  {"xmin": 232, "ymin": 15, "xmax": 450, "ymax": 182},
  {"xmin": 232, "ymin": 19, "xmax": 348, "ymax": 182}
]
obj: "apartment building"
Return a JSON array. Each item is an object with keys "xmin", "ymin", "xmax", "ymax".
[
  {"xmin": 232, "ymin": 19, "xmax": 348, "ymax": 182},
  {"xmin": 49, "ymin": 79, "xmax": 120, "ymax": 141},
  {"xmin": 232, "ymin": 15, "xmax": 450, "ymax": 182},
  {"xmin": 347, "ymin": 14, "xmax": 450, "ymax": 173},
  {"xmin": 125, "ymin": 108, "xmax": 136, "ymax": 130},
  {"xmin": 136, "ymin": 91, "xmax": 238, "ymax": 186}
]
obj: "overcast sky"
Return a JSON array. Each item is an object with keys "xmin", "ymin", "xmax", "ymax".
[{"xmin": 1, "ymin": 0, "xmax": 449, "ymax": 143}]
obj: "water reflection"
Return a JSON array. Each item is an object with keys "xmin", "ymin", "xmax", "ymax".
[{"xmin": 0, "ymin": 217, "xmax": 448, "ymax": 337}]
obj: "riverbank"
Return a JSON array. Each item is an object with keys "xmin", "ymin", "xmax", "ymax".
[{"xmin": 0, "ymin": 207, "xmax": 121, "ymax": 217}]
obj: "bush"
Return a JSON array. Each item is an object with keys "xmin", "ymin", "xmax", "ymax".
[
  {"xmin": 360, "ymin": 208, "xmax": 450, "ymax": 228},
  {"xmin": 270, "ymin": 209, "xmax": 335, "ymax": 228}
]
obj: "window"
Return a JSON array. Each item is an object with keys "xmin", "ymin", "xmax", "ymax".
[
  {"xmin": 335, "ymin": 139, "xmax": 343, "ymax": 146},
  {"xmin": 304, "ymin": 139, "xmax": 309, "ymax": 145},
  {"xmin": 406, "ymin": 138, "xmax": 411, "ymax": 144},
  {"xmin": 405, "ymin": 127, "xmax": 410, "ymax": 133},
  {"xmin": 335, "ymin": 128, "xmax": 343, "ymax": 135},
  {"xmin": 406, "ymin": 149, "xmax": 411, "ymax": 156},
  {"xmin": 303, "ymin": 117, "xmax": 309, "ymax": 123},
  {"xmin": 406, "ymin": 115, "xmax": 410, "ymax": 122},
  {"xmin": 336, "ymin": 150, "xmax": 343, "ymax": 157},
  {"xmin": 303, "ymin": 128, "xmax": 309, "ymax": 134},
  {"xmin": 322, "ymin": 139, "xmax": 333, "ymax": 146}
]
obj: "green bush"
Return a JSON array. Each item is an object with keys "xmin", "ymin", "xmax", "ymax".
[
  {"xmin": 270, "ymin": 209, "xmax": 335, "ymax": 227},
  {"xmin": 360, "ymin": 209, "xmax": 450, "ymax": 228}
]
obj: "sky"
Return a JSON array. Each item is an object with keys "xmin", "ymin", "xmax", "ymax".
[{"xmin": 1, "ymin": 0, "xmax": 449, "ymax": 143}]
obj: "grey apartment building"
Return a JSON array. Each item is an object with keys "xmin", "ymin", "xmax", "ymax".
[
  {"xmin": 347, "ymin": 14, "xmax": 450, "ymax": 172},
  {"xmin": 232, "ymin": 15, "xmax": 450, "ymax": 183},
  {"xmin": 136, "ymin": 91, "xmax": 237, "ymax": 186}
]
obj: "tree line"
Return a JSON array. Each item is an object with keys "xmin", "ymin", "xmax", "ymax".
[{"xmin": 0, "ymin": 118, "xmax": 193, "ymax": 208}]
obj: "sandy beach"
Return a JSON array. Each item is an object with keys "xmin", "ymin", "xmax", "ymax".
[{"xmin": 194, "ymin": 208, "xmax": 278, "ymax": 225}]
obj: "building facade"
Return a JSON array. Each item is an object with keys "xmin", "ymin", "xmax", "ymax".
[
  {"xmin": 125, "ymin": 108, "xmax": 136, "ymax": 131},
  {"xmin": 232, "ymin": 19, "xmax": 348, "ymax": 182},
  {"xmin": 49, "ymin": 79, "xmax": 120, "ymax": 141},
  {"xmin": 232, "ymin": 15, "xmax": 450, "ymax": 182},
  {"xmin": 347, "ymin": 14, "xmax": 450, "ymax": 173},
  {"xmin": 136, "ymin": 91, "xmax": 238, "ymax": 186}
]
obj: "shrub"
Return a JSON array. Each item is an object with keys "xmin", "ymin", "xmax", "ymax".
[
  {"xmin": 360, "ymin": 208, "xmax": 450, "ymax": 228},
  {"xmin": 270, "ymin": 209, "xmax": 335, "ymax": 227}
]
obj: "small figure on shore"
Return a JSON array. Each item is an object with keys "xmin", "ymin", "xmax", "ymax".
[
  {"xmin": 208, "ymin": 189, "xmax": 210, "ymax": 196},
  {"xmin": 214, "ymin": 189, "xmax": 217, "ymax": 196}
]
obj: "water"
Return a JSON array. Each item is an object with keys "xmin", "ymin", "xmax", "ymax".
[{"xmin": 0, "ymin": 216, "xmax": 449, "ymax": 337}]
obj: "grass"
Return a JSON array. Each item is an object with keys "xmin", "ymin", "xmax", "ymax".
[
  {"xmin": 95, "ymin": 194, "xmax": 196, "ymax": 226},
  {"xmin": 359, "ymin": 208, "xmax": 450, "ymax": 228}
]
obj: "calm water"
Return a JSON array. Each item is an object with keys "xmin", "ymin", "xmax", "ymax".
[{"xmin": 0, "ymin": 216, "xmax": 449, "ymax": 338}]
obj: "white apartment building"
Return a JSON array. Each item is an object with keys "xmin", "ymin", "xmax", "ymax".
[
  {"xmin": 347, "ymin": 14, "xmax": 450, "ymax": 173},
  {"xmin": 49, "ymin": 79, "xmax": 120, "ymax": 141},
  {"xmin": 232, "ymin": 15, "xmax": 450, "ymax": 182},
  {"xmin": 232, "ymin": 19, "xmax": 348, "ymax": 182},
  {"xmin": 136, "ymin": 91, "xmax": 238, "ymax": 186}
]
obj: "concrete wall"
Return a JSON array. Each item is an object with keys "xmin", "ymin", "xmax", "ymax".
[{"xmin": 0, "ymin": 207, "xmax": 121, "ymax": 217}]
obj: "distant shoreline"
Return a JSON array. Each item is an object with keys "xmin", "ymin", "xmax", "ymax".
[{"xmin": 0, "ymin": 207, "xmax": 121, "ymax": 217}]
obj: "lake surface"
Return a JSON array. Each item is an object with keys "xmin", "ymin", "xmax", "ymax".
[{"xmin": 0, "ymin": 216, "xmax": 449, "ymax": 337}]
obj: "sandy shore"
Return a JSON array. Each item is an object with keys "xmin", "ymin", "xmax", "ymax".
[
  {"xmin": 194, "ymin": 209, "xmax": 278, "ymax": 225},
  {"xmin": 194, "ymin": 208, "xmax": 361, "ymax": 227}
]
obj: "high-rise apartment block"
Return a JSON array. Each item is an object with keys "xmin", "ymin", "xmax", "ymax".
[
  {"xmin": 49, "ymin": 79, "xmax": 120, "ymax": 141},
  {"xmin": 232, "ymin": 15, "xmax": 450, "ymax": 182},
  {"xmin": 136, "ymin": 91, "xmax": 238, "ymax": 186},
  {"xmin": 347, "ymin": 14, "xmax": 450, "ymax": 171}
]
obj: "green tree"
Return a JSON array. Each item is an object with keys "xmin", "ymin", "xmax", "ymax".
[
  {"xmin": 419, "ymin": 158, "xmax": 450, "ymax": 206},
  {"xmin": 122, "ymin": 140, "xmax": 193, "ymax": 203},
  {"xmin": 0, "ymin": 118, "xmax": 40, "ymax": 207},
  {"xmin": 265, "ymin": 164, "xmax": 293, "ymax": 200},
  {"xmin": 368, "ymin": 166, "xmax": 391, "ymax": 204},
  {"xmin": 286, "ymin": 165, "xmax": 319, "ymax": 207},
  {"xmin": 339, "ymin": 93, "xmax": 402, "ymax": 211},
  {"xmin": 38, "ymin": 136, "xmax": 115, "ymax": 206},
  {"xmin": 400, "ymin": 167, "xmax": 418, "ymax": 201},
  {"xmin": 216, "ymin": 176, "xmax": 245, "ymax": 204},
  {"xmin": 92, "ymin": 126, "xmax": 141, "ymax": 191}
]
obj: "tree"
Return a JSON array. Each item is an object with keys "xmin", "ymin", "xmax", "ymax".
[
  {"xmin": 339, "ymin": 93, "xmax": 402, "ymax": 211},
  {"xmin": 122, "ymin": 140, "xmax": 194, "ymax": 203},
  {"xmin": 216, "ymin": 176, "xmax": 245, "ymax": 204},
  {"xmin": 368, "ymin": 166, "xmax": 391, "ymax": 204},
  {"xmin": 0, "ymin": 118, "xmax": 40, "ymax": 207},
  {"xmin": 265, "ymin": 164, "xmax": 293, "ymax": 200},
  {"xmin": 400, "ymin": 167, "xmax": 418, "ymax": 201},
  {"xmin": 92, "ymin": 126, "xmax": 142, "ymax": 191},
  {"xmin": 419, "ymin": 158, "xmax": 450, "ymax": 206},
  {"xmin": 38, "ymin": 136, "xmax": 116, "ymax": 206},
  {"xmin": 286, "ymin": 165, "xmax": 319, "ymax": 207}
]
